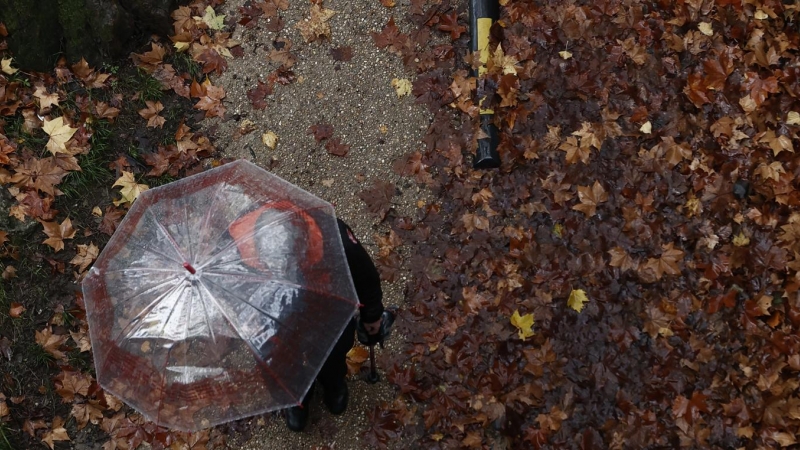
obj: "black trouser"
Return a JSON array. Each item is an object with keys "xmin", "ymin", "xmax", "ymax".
[{"xmin": 305, "ymin": 318, "xmax": 355, "ymax": 401}]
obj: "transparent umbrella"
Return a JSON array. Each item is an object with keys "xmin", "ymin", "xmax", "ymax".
[{"xmin": 81, "ymin": 160, "xmax": 359, "ymax": 431}]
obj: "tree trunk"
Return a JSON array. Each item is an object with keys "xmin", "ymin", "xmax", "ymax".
[{"xmin": 0, "ymin": 0, "xmax": 180, "ymax": 72}]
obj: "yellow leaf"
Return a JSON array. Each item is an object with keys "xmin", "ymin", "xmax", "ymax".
[
  {"xmin": 698, "ymin": 22, "xmax": 713, "ymax": 36},
  {"xmin": 787, "ymin": 111, "xmax": 800, "ymax": 125},
  {"xmin": 754, "ymin": 10, "xmax": 768, "ymax": 20},
  {"xmin": 558, "ymin": 50, "xmax": 572, "ymax": 60},
  {"xmin": 113, "ymin": 172, "xmax": 149, "ymax": 206},
  {"xmin": 567, "ymin": 289, "xmax": 588, "ymax": 312},
  {"xmin": 510, "ymin": 310, "xmax": 534, "ymax": 340},
  {"xmin": 391, "ymin": 78, "xmax": 412, "ymax": 98},
  {"xmin": 639, "ymin": 121, "xmax": 652, "ymax": 134},
  {"xmin": 1, "ymin": 57, "xmax": 17, "ymax": 75},
  {"xmin": 732, "ymin": 232, "xmax": 750, "ymax": 247},
  {"xmin": 174, "ymin": 41, "xmax": 190, "ymax": 52},
  {"xmin": 198, "ymin": 6, "xmax": 226, "ymax": 30},
  {"xmin": 42, "ymin": 117, "xmax": 77, "ymax": 155},
  {"xmin": 262, "ymin": 131, "xmax": 278, "ymax": 149}
]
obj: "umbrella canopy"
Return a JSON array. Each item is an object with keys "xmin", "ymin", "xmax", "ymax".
[{"xmin": 82, "ymin": 160, "xmax": 360, "ymax": 431}]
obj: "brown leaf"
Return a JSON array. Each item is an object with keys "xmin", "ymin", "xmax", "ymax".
[
  {"xmin": 346, "ymin": 346, "xmax": 369, "ymax": 376},
  {"xmin": 325, "ymin": 137, "xmax": 350, "ymax": 156},
  {"xmin": 308, "ymin": 123, "xmax": 334, "ymax": 143},
  {"xmin": 572, "ymin": 181, "xmax": 608, "ymax": 217},
  {"xmin": 138, "ymin": 100, "xmax": 165, "ymax": 128},
  {"xmin": 69, "ymin": 243, "xmax": 99, "ymax": 273},
  {"xmin": 35, "ymin": 327, "xmax": 68, "ymax": 360},
  {"xmin": 295, "ymin": 4, "xmax": 336, "ymax": 43},
  {"xmin": 9, "ymin": 302, "xmax": 24, "ymax": 318},
  {"xmin": 41, "ymin": 416, "xmax": 70, "ymax": 449},
  {"xmin": 358, "ymin": 180, "xmax": 395, "ymax": 221},
  {"xmin": 330, "ymin": 46, "xmax": 353, "ymax": 62},
  {"xmin": 38, "ymin": 217, "xmax": 76, "ymax": 252},
  {"xmin": 55, "ymin": 371, "xmax": 92, "ymax": 402}
]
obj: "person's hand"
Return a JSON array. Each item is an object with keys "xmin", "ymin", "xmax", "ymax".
[{"xmin": 362, "ymin": 318, "xmax": 382, "ymax": 335}]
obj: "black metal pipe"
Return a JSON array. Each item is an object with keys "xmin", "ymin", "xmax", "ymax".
[{"xmin": 469, "ymin": 0, "xmax": 500, "ymax": 169}]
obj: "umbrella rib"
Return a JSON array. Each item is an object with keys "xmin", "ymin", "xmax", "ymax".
[
  {"xmin": 151, "ymin": 211, "xmax": 190, "ymax": 264},
  {"xmin": 203, "ymin": 270, "xmax": 359, "ymax": 307},
  {"xmin": 200, "ymin": 276, "xmax": 287, "ymax": 327},
  {"xmin": 195, "ymin": 183, "xmax": 226, "ymax": 264},
  {"xmin": 196, "ymin": 280, "xmax": 299, "ymax": 405},
  {"xmin": 198, "ymin": 204, "xmax": 329, "ymax": 271},
  {"xmin": 111, "ymin": 280, "xmax": 185, "ymax": 343},
  {"xmin": 196, "ymin": 288, "xmax": 217, "ymax": 345}
]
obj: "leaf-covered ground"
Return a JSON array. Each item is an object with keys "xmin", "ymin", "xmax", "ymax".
[{"xmin": 3, "ymin": 0, "xmax": 800, "ymax": 449}]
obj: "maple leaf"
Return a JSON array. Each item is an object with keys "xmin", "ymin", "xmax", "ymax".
[
  {"xmin": 35, "ymin": 327, "xmax": 68, "ymax": 360},
  {"xmin": 308, "ymin": 123, "xmax": 334, "ymax": 143},
  {"xmin": 131, "ymin": 43, "xmax": 166, "ymax": 71},
  {"xmin": 641, "ymin": 242, "xmax": 684, "ymax": 280},
  {"xmin": 95, "ymin": 102, "xmax": 121, "ymax": 120},
  {"xmin": 70, "ymin": 243, "xmax": 99, "ymax": 273},
  {"xmin": 113, "ymin": 171, "xmax": 149, "ymax": 206},
  {"xmin": 193, "ymin": 80, "xmax": 227, "ymax": 118},
  {"xmin": 346, "ymin": 346, "xmax": 369, "ymax": 376},
  {"xmin": 70, "ymin": 326, "xmax": 92, "ymax": 353},
  {"xmin": 296, "ymin": 4, "xmax": 336, "ymax": 43},
  {"xmin": 55, "ymin": 370, "xmax": 92, "ymax": 402},
  {"xmin": 371, "ymin": 17, "xmax": 406, "ymax": 53},
  {"xmin": 138, "ymin": 101, "xmax": 165, "ymax": 128},
  {"xmin": 608, "ymin": 247, "xmax": 638, "ymax": 271},
  {"xmin": 358, "ymin": 180, "xmax": 395, "ymax": 220},
  {"xmin": 758, "ymin": 130, "xmax": 794, "ymax": 156},
  {"xmin": 573, "ymin": 181, "xmax": 608, "ymax": 217},
  {"xmin": 196, "ymin": 6, "xmax": 226, "ymax": 30},
  {"xmin": 489, "ymin": 44, "xmax": 520, "ymax": 75},
  {"xmin": 437, "ymin": 10, "xmax": 466, "ymax": 39},
  {"xmin": 41, "ymin": 416, "xmax": 70, "ymax": 449},
  {"xmin": 42, "ymin": 117, "xmax": 77, "ymax": 155},
  {"xmin": 39, "ymin": 218, "xmax": 76, "ymax": 252},
  {"xmin": 246, "ymin": 80, "xmax": 272, "ymax": 110},
  {"xmin": 391, "ymin": 78, "xmax": 412, "ymax": 97},
  {"xmin": 72, "ymin": 400, "xmax": 104, "ymax": 429},
  {"xmin": 34, "ymin": 85, "xmax": 60, "ymax": 112},
  {"xmin": 567, "ymin": 289, "xmax": 588, "ymax": 312},
  {"xmin": 672, "ymin": 391, "xmax": 708, "ymax": 425},
  {"xmin": 99, "ymin": 206, "xmax": 124, "ymax": 236},
  {"xmin": 559, "ymin": 136, "xmax": 590, "ymax": 164},
  {"xmin": 510, "ymin": 310, "xmax": 534, "ymax": 340},
  {"xmin": 325, "ymin": 137, "xmax": 350, "ymax": 156}
]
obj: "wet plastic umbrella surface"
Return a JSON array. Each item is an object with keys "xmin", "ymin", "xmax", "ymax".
[{"xmin": 82, "ymin": 160, "xmax": 359, "ymax": 431}]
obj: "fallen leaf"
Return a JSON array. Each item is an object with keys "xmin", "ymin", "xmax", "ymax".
[
  {"xmin": 42, "ymin": 117, "xmax": 78, "ymax": 155},
  {"xmin": 567, "ymin": 289, "xmax": 588, "ymax": 312},
  {"xmin": 698, "ymin": 22, "xmax": 713, "ymax": 36},
  {"xmin": 330, "ymin": 46, "xmax": 353, "ymax": 62},
  {"xmin": 787, "ymin": 111, "xmax": 800, "ymax": 125},
  {"xmin": 262, "ymin": 131, "xmax": 278, "ymax": 149},
  {"xmin": 573, "ymin": 181, "xmax": 608, "ymax": 217},
  {"xmin": 39, "ymin": 218, "xmax": 76, "ymax": 252},
  {"xmin": 138, "ymin": 101, "xmax": 165, "ymax": 128},
  {"xmin": 198, "ymin": 5, "xmax": 226, "ymax": 30},
  {"xmin": 9, "ymin": 301, "xmax": 24, "ymax": 317},
  {"xmin": 391, "ymin": 78, "xmax": 412, "ymax": 97},
  {"xmin": 113, "ymin": 172, "xmax": 149, "ymax": 206},
  {"xmin": 34, "ymin": 86, "xmax": 60, "ymax": 111},
  {"xmin": 55, "ymin": 371, "xmax": 92, "ymax": 402},
  {"xmin": 41, "ymin": 416, "xmax": 70, "ymax": 449},
  {"xmin": 559, "ymin": 50, "xmax": 572, "ymax": 60},
  {"xmin": 35, "ymin": 327, "xmax": 68, "ymax": 360},
  {"xmin": 295, "ymin": 4, "xmax": 336, "ymax": 43},
  {"xmin": 1, "ymin": 57, "xmax": 17, "ymax": 75},
  {"xmin": 510, "ymin": 310, "xmax": 535, "ymax": 340},
  {"xmin": 754, "ymin": 10, "xmax": 768, "ymax": 20},
  {"xmin": 325, "ymin": 137, "xmax": 350, "ymax": 157},
  {"xmin": 70, "ymin": 243, "xmax": 99, "ymax": 273},
  {"xmin": 308, "ymin": 123, "xmax": 334, "ymax": 143},
  {"xmin": 639, "ymin": 121, "xmax": 652, "ymax": 134},
  {"xmin": 732, "ymin": 232, "xmax": 750, "ymax": 247}
]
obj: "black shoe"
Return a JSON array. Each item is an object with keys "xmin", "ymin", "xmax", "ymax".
[
  {"xmin": 323, "ymin": 382, "xmax": 348, "ymax": 415},
  {"xmin": 285, "ymin": 404, "xmax": 308, "ymax": 432}
]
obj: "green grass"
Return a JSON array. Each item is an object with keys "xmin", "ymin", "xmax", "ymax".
[
  {"xmin": 27, "ymin": 342, "xmax": 55, "ymax": 367},
  {"xmin": 61, "ymin": 120, "xmax": 114, "ymax": 199},
  {"xmin": 170, "ymin": 52, "xmax": 203, "ymax": 80},
  {"xmin": 0, "ymin": 423, "xmax": 14, "ymax": 450}
]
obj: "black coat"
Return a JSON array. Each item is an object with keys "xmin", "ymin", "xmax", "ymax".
[{"xmin": 337, "ymin": 219, "xmax": 384, "ymax": 323}]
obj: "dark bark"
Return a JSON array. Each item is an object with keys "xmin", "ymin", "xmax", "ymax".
[{"xmin": 0, "ymin": 0, "xmax": 181, "ymax": 72}]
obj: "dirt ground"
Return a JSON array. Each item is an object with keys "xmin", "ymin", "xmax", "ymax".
[{"xmin": 202, "ymin": 0, "xmax": 434, "ymax": 448}]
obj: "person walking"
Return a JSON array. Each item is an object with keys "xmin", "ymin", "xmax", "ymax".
[{"xmin": 227, "ymin": 204, "xmax": 385, "ymax": 432}]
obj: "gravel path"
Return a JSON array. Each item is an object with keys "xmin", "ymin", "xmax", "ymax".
[{"xmin": 199, "ymin": 0, "xmax": 434, "ymax": 448}]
